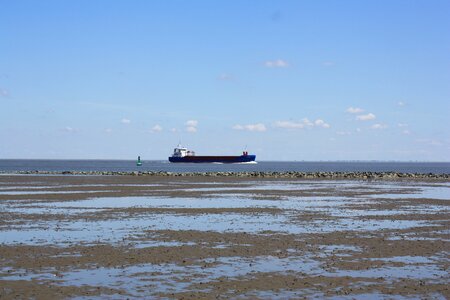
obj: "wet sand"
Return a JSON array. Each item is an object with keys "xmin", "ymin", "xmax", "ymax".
[{"xmin": 0, "ymin": 175, "xmax": 449, "ymax": 299}]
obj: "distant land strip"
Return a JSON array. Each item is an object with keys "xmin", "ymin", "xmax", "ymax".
[{"xmin": 1, "ymin": 171, "xmax": 449, "ymax": 179}]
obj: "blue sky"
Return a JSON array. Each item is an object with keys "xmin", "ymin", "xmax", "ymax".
[{"xmin": 1, "ymin": 0, "xmax": 449, "ymax": 161}]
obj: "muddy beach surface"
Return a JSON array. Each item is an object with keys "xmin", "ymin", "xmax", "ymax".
[{"xmin": 0, "ymin": 175, "xmax": 449, "ymax": 299}]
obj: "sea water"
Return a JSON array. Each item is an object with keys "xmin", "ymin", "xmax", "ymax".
[{"xmin": 0, "ymin": 159, "xmax": 449, "ymax": 173}]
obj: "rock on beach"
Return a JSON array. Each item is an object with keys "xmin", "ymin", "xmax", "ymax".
[{"xmin": 3, "ymin": 170, "xmax": 448, "ymax": 180}]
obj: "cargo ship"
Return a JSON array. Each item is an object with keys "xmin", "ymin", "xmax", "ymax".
[{"xmin": 168, "ymin": 145, "xmax": 256, "ymax": 163}]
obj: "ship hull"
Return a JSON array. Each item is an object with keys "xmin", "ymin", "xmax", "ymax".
[{"xmin": 169, "ymin": 155, "xmax": 256, "ymax": 163}]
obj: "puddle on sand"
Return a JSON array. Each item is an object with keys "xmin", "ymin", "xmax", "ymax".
[
  {"xmin": 0, "ymin": 255, "xmax": 326, "ymax": 297},
  {"xmin": 0, "ymin": 213, "xmax": 289, "ymax": 245},
  {"xmin": 360, "ymin": 182, "xmax": 450, "ymax": 200},
  {"xmin": 0, "ymin": 256, "xmax": 320, "ymax": 295},
  {"xmin": 0, "ymin": 183, "xmax": 164, "ymax": 191},
  {"xmin": 4, "ymin": 206, "xmax": 105, "ymax": 216},
  {"xmin": 1, "ymin": 253, "xmax": 447, "ymax": 299},
  {"xmin": 0, "ymin": 211, "xmax": 432, "ymax": 246},
  {"xmin": 32, "ymin": 196, "xmax": 275, "ymax": 209},
  {"xmin": 184, "ymin": 180, "xmax": 449, "ymax": 196},
  {"xmin": 20, "ymin": 194, "xmax": 351, "ymax": 209},
  {"xmin": 330, "ymin": 263, "xmax": 448, "ymax": 281},
  {"xmin": 2, "ymin": 180, "xmax": 447, "ymax": 246},
  {"xmin": 320, "ymin": 293, "xmax": 446, "ymax": 300},
  {"xmin": 0, "ymin": 190, "xmax": 116, "ymax": 196},
  {"xmin": 1, "ymin": 179, "xmax": 449, "ymax": 298},
  {"xmin": 369, "ymin": 185, "xmax": 450, "ymax": 200}
]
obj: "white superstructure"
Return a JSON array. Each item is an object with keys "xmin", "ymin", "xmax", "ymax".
[{"xmin": 172, "ymin": 145, "xmax": 195, "ymax": 157}]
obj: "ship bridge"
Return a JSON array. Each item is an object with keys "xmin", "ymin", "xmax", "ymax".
[{"xmin": 172, "ymin": 146, "xmax": 195, "ymax": 157}]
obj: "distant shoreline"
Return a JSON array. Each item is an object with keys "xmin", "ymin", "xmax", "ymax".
[{"xmin": 1, "ymin": 170, "xmax": 448, "ymax": 180}]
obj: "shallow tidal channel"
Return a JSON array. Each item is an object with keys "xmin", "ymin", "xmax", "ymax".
[{"xmin": 0, "ymin": 175, "xmax": 449, "ymax": 299}]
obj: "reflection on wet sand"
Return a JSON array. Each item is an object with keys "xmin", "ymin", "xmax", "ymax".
[{"xmin": 0, "ymin": 175, "xmax": 449, "ymax": 299}]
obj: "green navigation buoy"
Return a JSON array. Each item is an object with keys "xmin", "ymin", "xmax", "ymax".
[{"xmin": 136, "ymin": 156, "xmax": 142, "ymax": 166}]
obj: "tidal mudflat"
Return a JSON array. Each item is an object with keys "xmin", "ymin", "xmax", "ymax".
[{"xmin": 0, "ymin": 175, "xmax": 449, "ymax": 299}]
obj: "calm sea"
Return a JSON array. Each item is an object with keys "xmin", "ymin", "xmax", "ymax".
[{"xmin": 0, "ymin": 160, "xmax": 449, "ymax": 174}]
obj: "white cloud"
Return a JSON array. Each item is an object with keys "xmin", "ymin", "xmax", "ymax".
[
  {"xmin": 336, "ymin": 131, "xmax": 351, "ymax": 136},
  {"xmin": 186, "ymin": 126, "xmax": 197, "ymax": 133},
  {"xmin": 273, "ymin": 121, "xmax": 305, "ymax": 129},
  {"xmin": 416, "ymin": 139, "xmax": 442, "ymax": 146},
  {"xmin": 346, "ymin": 107, "xmax": 364, "ymax": 114},
  {"xmin": 170, "ymin": 128, "xmax": 177, "ymax": 133},
  {"xmin": 185, "ymin": 120, "xmax": 198, "ymax": 127},
  {"xmin": 264, "ymin": 59, "xmax": 289, "ymax": 68},
  {"xmin": 274, "ymin": 118, "xmax": 330, "ymax": 129},
  {"xmin": 233, "ymin": 123, "xmax": 267, "ymax": 132},
  {"xmin": 121, "ymin": 118, "xmax": 131, "ymax": 124},
  {"xmin": 356, "ymin": 113, "xmax": 376, "ymax": 121},
  {"xmin": 356, "ymin": 128, "xmax": 362, "ymax": 133},
  {"xmin": 150, "ymin": 124, "xmax": 163, "ymax": 132},
  {"xmin": 398, "ymin": 101, "xmax": 406, "ymax": 106},
  {"xmin": 430, "ymin": 140, "xmax": 442, "ymax": 146},
  {"xmin": 185, "ymin": 120, "xmax": 198, "ymax": 133},
  {"xmin": 398, "ymin": 123, "xmax": 408, "ymax": 127},
  {"xmin": 104, "ymin": 128, "xmax": 113, "ymax": 134},
  {"xmin": 402, "ymin": 130, "xmax": 411, "ymax": 135},
  {"xmin": 314, "ymin": 119, "xmax": 330, "ymax": 128},
  {"xmin": 302, "ymin": 118, "xmax": 314, "ymax": 127},
  {"xmin": 371, "ymin": 123, "xmax": 387, "ymax": 129},
  {"xmin": 63, "ymin": 126, "xmax": 78, "ymax": 133}
]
